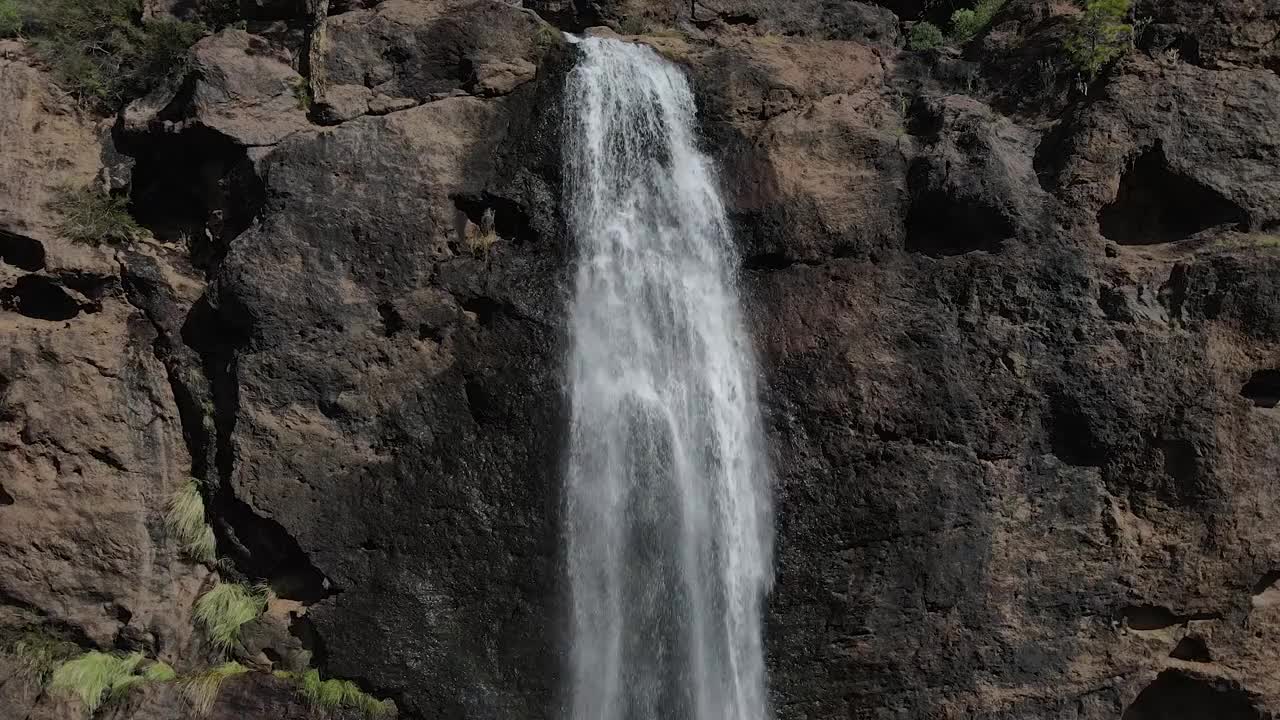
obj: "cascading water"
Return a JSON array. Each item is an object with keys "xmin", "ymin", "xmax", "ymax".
[{"xmin": 562, "ymin": 37, "xmax": 774, "ymax": 720}]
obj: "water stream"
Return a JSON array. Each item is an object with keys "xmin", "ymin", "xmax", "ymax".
[{"xmin": 562, "ymin": 36, "xmax": 774, "ymax": 720}]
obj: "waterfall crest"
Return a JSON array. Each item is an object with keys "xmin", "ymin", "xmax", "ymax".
[{"xmin": 562, "ymin": 37, "xmax": 774, "ymax": 720}]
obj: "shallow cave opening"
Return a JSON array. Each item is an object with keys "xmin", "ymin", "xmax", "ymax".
[
  {"xmin": 377, "ymin": 302, "xmax": 405, "ymax": 337},
  {"xmin": 125, "ymin": 126, "xmax": 265, "ymax": 272},
  {"xmin": 452, "ymin": 193, "xmax": 535, "ymax": 245},
  {"xmin": 1122, "ymin": 670, "xmax": 1263, "ymax": 720},
  {"xmin": 462, "ymin": 296, "xmax": 502, "ymax": 326},
  {"xmin": 1098, "ymin": 145, "xmax": 1247, "ymax": 245},
  {"xmin": 0, "ymin": 231, "xmax": 46, "ymax": 271},
  {"xmin": 1045, "ymin": 393, "xmax": 1105, "ymax": 467},
  {"xmin": 1241, "ymin": 369, "xmax": 1280, "ymax": 408},
  {"xmin": 210, "ymin": 491, "xmax": 336, "ymax": 603},
  {"xmin": 0, "ymin": 482, "xmax": 13, "ymax": 506},
  {"xmin": 905, "ymin": 165, "xmax": 1014, "ymax": 257},
  {"xmin": 1169, "ymin": 636, "xmax": 1212, "ymax": 663},
  {"xmin": 520, "ymin": 0, "xmax": 601, "ymax": 32},
  {"xmin": 0, "ymin": 276, "xmax": 82, "ymax": 321}
]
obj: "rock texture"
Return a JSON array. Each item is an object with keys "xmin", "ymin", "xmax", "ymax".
[
  {"xmin": 0, "ymin": 39, "xmax": 213, "ymax": 720},
  {"xmin": 2, "ymin": 0, "xmax": 1279, "ymax": 719}
]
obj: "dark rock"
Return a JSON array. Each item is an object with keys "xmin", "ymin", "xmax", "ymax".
[{"xmin": 4, "ymin": 3, "xmax": 1280, "ymax": 720}]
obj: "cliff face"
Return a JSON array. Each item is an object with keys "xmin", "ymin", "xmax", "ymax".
[{"xmin": 1, "ymin": 1, "xmax": 1278, "ymax": 719}]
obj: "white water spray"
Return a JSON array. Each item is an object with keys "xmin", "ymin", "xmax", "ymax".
[{"xmin": 562, "ymin": 37, "xmax": 774, "ymax": 720}]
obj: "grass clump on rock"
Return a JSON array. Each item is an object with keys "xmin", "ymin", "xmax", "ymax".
[
  {"xmin": 49, "ymin": 651, "xmax": 147, "ymax": 713},
  {"xmin": 299, "ymin": 669, "xmax": 393, "ymax": 718},
  {"xmin": 181, "ymin": 661, "xmax": 248, "ymax": 714},
  {"xmin": 194, "ymin": 583, "xmax": 268, "ymax": 652},
  {"xmin": 8, "ymin": 632, "xmax": 81, "ymax": 686},
  {"xmin": 166, "ymin": 480, "xmax": 217, "ymax": 563},
  {"xmin": 50, "ymin": 186, "xmax": 145, "ymax": 246}
]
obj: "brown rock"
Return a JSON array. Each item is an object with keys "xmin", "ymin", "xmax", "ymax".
[
  {"xmin": 313, "ymin": 83, "xmax": 373, "ymax": 124},
  {"xmin": 316, "ymin": 0, "xmax": 557, "ymax": 102},
  {"xmin": 0, "ymin": 51, "xmax": 211, "ymax": 672},
  {"xmin": 123, "ymin": 29, "xmax": 310, "ymax": 147},
  {"xmin": 0, "ymin": 45, "xmax": 109, "ymax": 274}
]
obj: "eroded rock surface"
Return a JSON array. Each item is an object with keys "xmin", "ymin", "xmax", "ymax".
[{"xmin": 2, "ymin": 1, "xmax": 1279, "ymax": 719}]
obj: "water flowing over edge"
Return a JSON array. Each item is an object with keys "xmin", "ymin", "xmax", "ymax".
[{"xmin": 561, "ymin": 37, "xmax": 775, "ymax": 720}]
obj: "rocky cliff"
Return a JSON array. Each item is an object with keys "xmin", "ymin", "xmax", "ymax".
[{"xmin": 1, "ymin": 1, "xmax": 1278, "ymax": 719}]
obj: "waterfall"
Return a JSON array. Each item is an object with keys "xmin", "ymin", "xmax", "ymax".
[{"xmin": 562, "ymin": 37, "xmax": 774, "ymax": 720}]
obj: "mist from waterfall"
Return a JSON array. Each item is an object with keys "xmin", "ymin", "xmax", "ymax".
[{"xmin": 562, "ymin": 36, "xmax": 774, "ymax": 720}]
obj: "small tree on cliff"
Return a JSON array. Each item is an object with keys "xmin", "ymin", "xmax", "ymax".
[{"xmin": 1066, "ymin": 0, "xmax": 1133, "ymax": 83}]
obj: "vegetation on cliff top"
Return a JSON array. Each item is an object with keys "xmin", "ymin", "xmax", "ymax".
[
  {"xmin": 1066, "ymin": 0, "xmax": 1134, "ymax": 80},
  {"xmin": 1, "ymin": 0, "xmax": 205, "ymax": 109},
  {"xmin": 908, "ymin": 0, "xmax": 1007, "ymax": 50}
]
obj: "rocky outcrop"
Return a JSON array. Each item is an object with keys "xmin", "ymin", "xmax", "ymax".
[
  {"xmin": 2, "ymin": 1, "xmax": 1279, "ymax": 720},
  {"xmin": 0, "ymin": 40, "xmax": 213, "ymax": 720}
]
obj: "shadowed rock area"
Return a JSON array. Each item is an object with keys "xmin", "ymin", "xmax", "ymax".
[{"xmin": 1, "ymin": 1, "xmax": 1279, "ymax": 719}]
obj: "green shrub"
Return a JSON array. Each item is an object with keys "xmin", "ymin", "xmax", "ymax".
[
  {"xmin": 194, "ymin": 583, "xmax": 267, "ymax": 652},
  {"xmin": 49, "ymin": 651, "xmax": 146, "ymax": 713},
  {"xmin": 949, "ymin": 0, "xmax": 1006, "ymax": 43},
  {"xmin": 49, "ymin": 186, "xmax": 144, "ymax": 245},
  {"xmin": 167, "ymin": 480, "xmax": 217, "ymax": 563},
  {"xmin": 1065, "ymin": 0, "xmax": 1132, "ymax": 80},
  {"xmin": 181, "ymin": 661, "xmax": 248, "ymax": 714},
  {"xmin": 298, "ymin": 669, "xmax": 392, "ymax": 718},
  {"xmin": 908, "ymin": 21, "xmax": 945, "ymax": 50},
  {"xmin": 0, "ymin": 0, "xmax": 21, "ymax": 37},
  {"xmin": 20, "ymin": 0, "xmax": 205, "ymax": 109}
]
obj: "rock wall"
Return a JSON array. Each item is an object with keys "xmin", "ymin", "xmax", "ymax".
[{"xmin": 1, "ymin": 1, "xmax": 1278, "ymax": 719}]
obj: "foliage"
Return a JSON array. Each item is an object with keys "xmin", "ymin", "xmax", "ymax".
[
  {"xmin": 291, "ymin": 77, "xmax": 312, "ymax": 112},
  {"xmin": 1065, "ymin": 0, "xmax": 1133, "ymax": 81},
  {"xmin": 466, "ymin": 208, "xmax": 499, "ymax": 259},
  {"xmin": 49, "ymin": 186, "xmax": 145, "ymax": 245},
  {"xmin": 49, "ymin": 651, "xmax": 147, "ymax": 713},
  {"xmin": 617, "ymin": 16, "xmax": 649, "ymax": 35},
  {"xmin": 196, "ymin": 0, "xmax": 241, "ymax": 28},
  {"xmin": 533, "ymin": 22, "xmax": 563, "ymax": 49},
  {"xmin": 194, "ymin": 583, "xmax": 268, "ymax": 652},
  {"xmin": 1214, "ymin": 233, "xmax": 1280, "ymax": 251},
  {"xmin": 166, "ymin": 480, "xmax": 217, "ymax": 563},
  {"xmin": 298, "ymin": 669, "xmax": 392, "ymax": 718},
  {"xmin": 949, "ymin": 0, "xmax": 1007, "ymax": 43},
  {"xmin": 908, "ymin": 21, "xmax": 945, "ymax": 50},
  {"xmin": 18, "ymin": 0, "xmax": 205, "ymax": 109},
  {"xmin": 7, "ymin": 632, "xmax": 81, "ymax": 686},
  {"xmin": 180, "ymin": 661, "xmax": 248, "ymax": 714},
  {"xmin": 144, "ymin": 660, "xmax": 177, "ymax": 682},
  {"xmin": 0, "ymin": 0, "xmax": 20, "ymax": 37}
]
